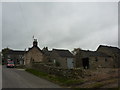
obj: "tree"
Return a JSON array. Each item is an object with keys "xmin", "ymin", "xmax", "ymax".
[{"xmin": 72, "ymin": 48, "xmax": 81, "ymax": 55}]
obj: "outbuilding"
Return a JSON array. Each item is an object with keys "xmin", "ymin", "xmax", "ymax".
[{"xmin": 50, "ymin": 49, "xmax": 74, "ymax": 69}]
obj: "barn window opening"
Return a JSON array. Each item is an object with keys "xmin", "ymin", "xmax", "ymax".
[
  {"xmin": 48, "ymin": 59, "xmax": 52, "ymax": 62},
  {"xmin": 95, "ymin": 57, "xmax": 98, "ymax": 62},
  {"xmin": 32, "ymin": 59, "xmax": 34, "ymax": 62},
  {"xmin": 105, "ymin": 58, "xmax": 107, "ymax": 62}
]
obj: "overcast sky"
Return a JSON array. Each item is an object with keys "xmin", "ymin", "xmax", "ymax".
[
  {"xmin": 2, "ymin": 2, "xmax": 118, "ymax": 51},
  {"xmin": 0, "ymin": 2, "xmax": 2, "ymax": 51}
]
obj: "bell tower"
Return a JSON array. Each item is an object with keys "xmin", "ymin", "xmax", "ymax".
[{"xmin": 33, "ymin": 39, "xmax": 38, "ymax": 47}]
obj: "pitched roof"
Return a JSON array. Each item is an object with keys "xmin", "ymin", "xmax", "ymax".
[
  {"xmin": 81, "ymin": 50, "xmax": 110, "ymax": 57},
  {"xmin": 53, "ymin": 49, "xmax": 74, "ymax": 58},
  {"xmin": 42, "ymin": 50, "xmax": 52, "ymax": 56},
  {"xmin": 26, "ymin": 46, "xmax": 43, "ymax": 54},
  {"xmin": 42, "ymin": 47, "xmax": 52, "ymax": 56},
  {"xmin": 7, "ymin": 50, "xmax": 25, "ymax": 55},
  {"xmin": 12, "ymin": 50, "xmax": 25, "ymax": 54},
  {"xmin": 97, "ymin": 45, "xmax": 120, "ymax": 53}
]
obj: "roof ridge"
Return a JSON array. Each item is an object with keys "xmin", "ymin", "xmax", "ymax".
[
  {"xmin": 53, "ymin": 49, "xmax": 69, "ymax": 51},
  {"xmin": 99, "ymin": 45, "xmax": 119, "ymax": 49}
]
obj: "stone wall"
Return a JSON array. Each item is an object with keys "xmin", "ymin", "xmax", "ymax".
[
  {"xmin": 75, "ymin": 49, "xmax": 115, "ymax": 69},
  {"xmin": 97, "ymin": 47, "xmax": 119, "ymax": 68},
  {"xmin": 89, "ymin": 57, "xmax": 114, "ymax": 69},
  {"xmin": 30, "ymin": 63, "xmax": 89, "ymax": 79},
  {"xmin": 97, "ymin": 46, "xmax": 114, "ymax": 56},
  {"xmin": 50, "ymin": 51, "xmax": 68, "ymax": 68},
  {"xmin": 75, "ymin": 56, "xmax": 114, "ymax": 69},
  {"xmin": 24, "ymin": 47, "xmax": 44, "ymax": 67}
]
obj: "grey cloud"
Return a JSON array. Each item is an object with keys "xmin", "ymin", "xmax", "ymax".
[
  {"xmin": 0, "ymin": 3, "xmax": 1, "ymax": 50},
  {"xmin": 2, "ymin": 2, "xmax": 118, "ymax": 51}
]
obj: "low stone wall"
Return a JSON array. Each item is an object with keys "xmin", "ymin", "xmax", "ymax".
[{"xmin": 30, "ymin": 63, "xmax": 91, "ymax": 79}]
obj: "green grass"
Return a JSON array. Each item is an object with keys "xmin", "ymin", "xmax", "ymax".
[
  {"xmin": 25, "ymin": 68, "xmax": 119, "ymax": 89},
  {"xmin": 25, "ymin": 68, "xmax": 84, "ymax": 86},
  {"xmin": 62, "ymin": 79, "xmax": 84, "ymax": 86},
  {"xmin": 25, "ymin": 68, "xmax": 48, "ymax": 78},
  {"xmin": 90, "ymin": 82, "xmax": 104, "ymax": 88}
]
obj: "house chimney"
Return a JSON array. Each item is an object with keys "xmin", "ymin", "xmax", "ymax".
[
  {"xmin": 42, "ymin": 47, "xmax": 48, "ymax": 51},
  {"xmin": 45, "ymin": 47, "xmax": 48, "ymax": 51}
]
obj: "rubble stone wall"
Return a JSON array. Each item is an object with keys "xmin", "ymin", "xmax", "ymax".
[{"xmin": 30, "ymin": 63, "xmax": 90, "ymax": 79}]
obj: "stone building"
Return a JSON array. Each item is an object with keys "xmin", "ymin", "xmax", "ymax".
[
  {"xmin": 2, "ymin": 48, "xmax": 25, "ymax": 65},
  {"xmin": 50, "ymin": 49, "xmax": 74, "ymax": 69},
  {"xmin": 97, "ymin": 45, "xmax": 120, "ymax": 68},
  {"xmin": 75, "ymin": 48, "xmax": 114, "ymax": 69},
  {"xmin": 42, "ymin": 47, "xmax": 52, "ymax": 63},
  {"xmin": 24, "ymin": 39, "xmax": 44, "ymax": 67}
]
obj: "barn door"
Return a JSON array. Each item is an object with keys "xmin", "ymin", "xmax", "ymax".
[{"xmin": 67, "ymin": 58, "xmax": 74, "ymax": 69}]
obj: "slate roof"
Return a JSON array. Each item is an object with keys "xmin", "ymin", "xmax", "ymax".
[
  {"xmin": 7, "ymin": 50, "xmax": 25, "ymax": 55},
  {"xmin": 26, "ymin": 46, "xmax": 43, "ymax": 54},
  {"xmin": 42, "ymin": 47, "xmax": 52, "ymax": 56},
  {"xmin": 12, "ymin": 51, "xmax": 25, "ymax": 54},
  {"xmin": 97, "ymin": 45, "xmax": 120, "ymax": 53},
  {"xmin": 81, "ymin": 50, "xmax": 110, "ymax": 57},
  {"xmin": 53, "ymin": 49, "xmax": 74, "ymax": 58},
  {"xmin": 42, "ymin": 50, "xmax": 52, "ymax": 56}
]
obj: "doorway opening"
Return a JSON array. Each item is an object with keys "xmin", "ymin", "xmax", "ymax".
[{"xmin": 82, "ymin": 57, "xmax": 89, "ymax": 69}]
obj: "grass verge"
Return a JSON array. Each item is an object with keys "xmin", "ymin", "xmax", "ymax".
[
  {"xmin": 25, "ymin": 68, "xmax": 84, "ymax": 87},
  {"xmin": 86, "ymin": 78, "xmax": 118, "ymax": 88}
]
